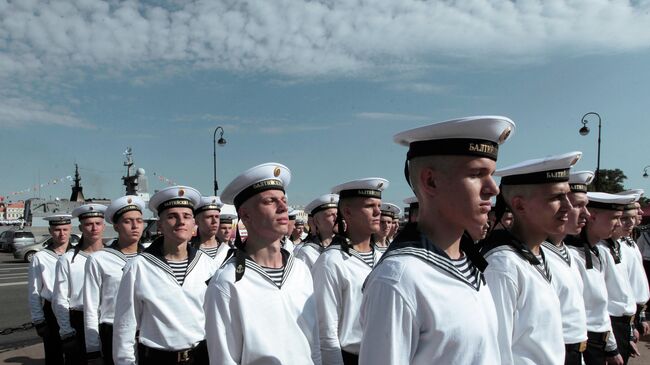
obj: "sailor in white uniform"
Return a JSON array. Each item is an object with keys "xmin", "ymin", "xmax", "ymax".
[
  {"xmin": 113, "ymin": 186, "xmax": 217, "ymax": 365},
  {"xmin": 53, "ymin": 204, "xmax": 107, "ymax": 365},
  {"xmin": 615, "ymin": 190, "xmax": 650, "ymax": 338},
  {"xmin": 482, "ymin": 152, "xmax": 579, "ymax": 365},
  {"xmin": 375, "ymin": 203, "xmax": 400, "ymax": 252},
  {"xmin": 361, "ymin": 116, "xmax": 514, "ymax": 365},
  {"xmin": 403, "ymin": 196, "xmax": 418, "ymax": 223},
  {"xmin": 191, "ymin": 195, "xmax": 230, "ymax": 266},
  {"xmin": 282, "ymin": 208, "xmax": 298, "ymax": 252},
  {"xmin": 294, "ymin": 193, "xmax": 339, "ymax": 271},
  {"xmin": 541, "ymin": 170, "xmax": 591, "ymax": 364},
  {"xmin": 204, "ymin": 162, "xmax": 321, "ymax": 364},
  {"xmin": 216, "ymin": 204, "xmax": 237, "ymax": 249},
  {"xmin": 313, "ymin": 177, "xmax": 387, "ymax": 364},
  {"xmin": 590, "ymin": 192, "xmax": 639, "ymax": 364},
  {"xmin": 28, "ymin": 214, "xmax": 74, "ymax": 365},
  {"xmin": 83, "ymin": 195, "xmax": 145, "ymax": 365}
]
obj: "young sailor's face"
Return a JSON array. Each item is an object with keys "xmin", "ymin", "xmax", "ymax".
[
  {"xmin": 114, "ymin": 210, "xmax": 144, "ymax": 243},
  {"xmin": 345, "ymin": 197, "xmax": 382, "ymax": 235},
  {"xmin": 379, "ymin": 215, "xmax": 393, "ymax": 237},
  {"xmin": 216, "ymin": 223, "xmax": 233, "ymax": 242},
  {"xmin": 243, "ymin": 190, "xmax": 289, "ymax": 239},
  {"xmin": 522, "ymin": 182, "xmax": 572, "ymax": 236},
  {"xmin": 80, "ymin": 217, "xmax": 105, "ymax": 241},
  {"xmin": 566, "ymin": 192, "xmax": 590, "ymax": 235},
  {"xmin": 589, "ymin": 209, "xmax": 623, "ymax": 240},
  {"xmin": 619, "ymin": 210, "xmax": 636, "ymax": 236},
  {"xmin": 50, "ymin": 225, "xmax": 71, "ymax": 245},
  {"xmin": 160, "ymin": 207, "xmax": 195, "ymax": 243},
  {"xmin": 197, "ymin": 210, "xmax": 220, "ymax": 237},
  {"xmin": 435, "ymin": 156, "xmax": 498, "ymax": 238},
  {"xmin": 314, "ymin": 208, "xmax": 337, "ymax": 235}
]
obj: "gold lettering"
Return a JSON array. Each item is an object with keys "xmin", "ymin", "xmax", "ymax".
[
  {"xmin": 546, "ymin": 170, "xmax": 569, "ymax": 179},
  {"xmin": 468, "ymin": 143, "xmax": 497, "ymax": 155}
]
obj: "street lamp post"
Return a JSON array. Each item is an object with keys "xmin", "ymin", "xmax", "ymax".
[
  {"xmin": 643, "ymin": 165, "xmax": 650, "ymax": 178},
  {"xmin": 213, "ymin": 126, "xmax": 227, "ymax": 195},
  {"xmin": 579, "ymin": 112, "xmax": 602, "ymax": 190}
]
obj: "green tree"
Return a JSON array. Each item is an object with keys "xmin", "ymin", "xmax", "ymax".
[{"xmin": 589, "ymin": 168, "xmax": 627, "ymax": 193}]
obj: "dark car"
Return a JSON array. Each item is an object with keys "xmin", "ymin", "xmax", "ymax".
[{"xmin": 14, "ymin": 234, "xmax": 81, "ymax": 263}]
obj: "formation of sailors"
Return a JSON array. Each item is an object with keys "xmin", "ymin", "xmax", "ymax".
[{"xmin": 26, "ymin": 115, "xmax": 650, "ymax": 365}]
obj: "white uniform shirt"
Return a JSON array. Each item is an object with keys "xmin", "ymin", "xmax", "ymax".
[
  {"xmin": 199, "ymin": 241, "xmax": 232, "ymax": 268},
  {"xmin": 204, "ymin": 249, "xmax": 321, "ymax": 364},
  {"xmin": 83, "ymin": 246, "xmax": 138, "ymax": 353},
  {"xmin": 541, "ymin": 241, "xmax": 588, "ymax": 344},
  {"xmin": 567, "ymin": 244, "xmax": 618, "ymax": 352},
  {"xmin": 360, "ymin": 235, "xmax": 501, "ymax": 365},
  {"xmin": 312, "ymin": 242, "xmax": 381, "ymax": 364},
  {"xmin": 294, "ymin": 238, "xmax": 324, "ymax": 271},
  {"xmin": 53, "ymin": 249, "xmax": 91, "ymax": 336},
  {"xmin": 619, "ymin": 237, "xmax": 650, "ymax": 305},
  {"xmin": 112, "ymin": 243, "xmax": 217, "ymax": 365},
  {"xmin": 597, "ymin": 240, "xmax": 636, "ymax": 316},
  {"xmin": 483, "ymin": 244, "xmax": 565, "ymax": 365},
  {"xmin": 28, "ymin": 248, "xmax": 64, "ymax": 322}
]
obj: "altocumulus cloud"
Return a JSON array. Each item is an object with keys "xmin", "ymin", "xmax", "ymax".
[{"xmin": 1, "ymin": 0, "xmax": 650, "ymax": 79}]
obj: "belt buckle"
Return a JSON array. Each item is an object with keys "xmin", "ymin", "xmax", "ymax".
[
  {"xmin": 177, "ymin": 349, "xmax": 191, "ymax": 363},
  {"xmin": 579, "ymin": 341, "xmax": 587, "ymax": 352}
]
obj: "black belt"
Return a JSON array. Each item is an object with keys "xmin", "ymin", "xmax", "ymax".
[
  {"xmin": 565, "ymin": 341, "xmax": 587, "ymax": 352},
  {"xmin": 139, "ymin": 340, "xmax": 206, "ymax": 363},
  {"xmin": 610, "ymin": 315, "xmax": 633, "ymax": 324},
  {"xmin": 587, "ymin": 331, "xmax": 609, "ymax": 345}
]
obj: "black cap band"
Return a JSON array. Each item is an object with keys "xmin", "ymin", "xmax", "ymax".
[
  {"xmin": 311, "ymin": 203, "xmax": 338, "ymax": 216},
  {"xmin": 194, "ymin": 204, "xmax": 222, "ymax": 215},
  {"xmin": 407, "ymin": 138, "xmax": 499, "ymax": 161},
  {"xmin": 234, "ymin": 179, "xmax": 284, "ymax": 210},
  {"xmin": 220, "ymin": 218, "xmax": 234, "ymax": 224},
  {"xmin": 49, "ymin": 219, "xmax": 71, "ymax": 226},
  {"xmin": 587, "ymin": 201, "xmax": 626, "ymax": 211},
  {"xmin": 624, "ymin": 203, "xmax": 638, "ymax": 211},
  {"xmin": 381, "ymin": 211, "xmax": 395, "ymax": 219},
  {"xmin": 113, "ymin": 204, "xmax": 142, "ymax": 222},
  {"xmin": 500, "ymin": 168, "xmax": 570, "ymax": 185},
  {"xmin": 569, "ymin": 183, "xmax": 588, "ymax": 193},
  {"xmin": 78, "ymin": 212, "xmax": 105, "ymax": 220},
  {"xmin": 157, "ymin": 198, "xmax": 194, "ymax": 214},
  {"xmin": 339, "ymin": 189, "xmax": 382, "ymax": 200}
]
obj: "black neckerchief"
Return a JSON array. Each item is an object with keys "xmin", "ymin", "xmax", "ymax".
[
  {"xmin": 623, "ymin": 237, "xmax": 635, "ymax": 248},
  {"xmin": 107, "ymin": 241, "xmax": 144, "ymax": 254},
  {"xmin": 565, "ymin": 231, "xmax": 596, "ymax": 269},
  {"xmin": 481, "ymin": 229, "xmax": 554, "ymax": 282},
  {"xmin": 603, "ymin": 238, "xmax": 622, "ymax": 264},
  {"xmin": 228, "ymin": 241, "xmax": 289, "ymax": 283},
  {"xmin": 143, "ymin": 236, "xmax": 198, "ymax": 266},
  {"xmin": 386, "ymin": 222, "xmax": 487, "ymax": 272}
]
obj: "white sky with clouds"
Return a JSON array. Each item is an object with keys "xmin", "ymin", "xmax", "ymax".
[{"xmin": 2, "ymin": 0, "xmax": 650, "ymax": 206}]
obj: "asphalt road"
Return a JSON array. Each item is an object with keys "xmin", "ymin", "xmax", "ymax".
[{"xmin": 0, "ymin": 252, "xmax": 40, "ymax": 351}]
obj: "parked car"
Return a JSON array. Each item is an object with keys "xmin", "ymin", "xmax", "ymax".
[
  {"xmin": 0, "ymin": 230, "xmax": 35, "ymax": 252},
  {"xmin": 14, "ymin": 234, "xmax": 81, "ymax": 263}
]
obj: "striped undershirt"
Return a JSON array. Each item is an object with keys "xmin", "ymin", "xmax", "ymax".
[
  {"xmin": 557, "ymin": 245, "xmax": 570, "ymax": 263},
  {"xmin": 168, "ymin": 259, "xmax": 188, "ymax": 285},
  {"xmin": 202, "ymin": 246, "xmax": 219, "ymax": 258},
  {"xmin": 262, "ymin": 266, "xmax": 285, "ymax": 287},
  {"xmin": 450, "ymin": 255, "xmax": 478, "ymax": 288},
  {"xmin": 535, "ymin": 254, "xmax": 552, "ymax": 281},
  {"xmin": 357, "ymin": 250, "xmax": 376, "ymax": 267},
  {"xmin": 125, "ymin": 252, "xmax": 138, "ymax": 260}
]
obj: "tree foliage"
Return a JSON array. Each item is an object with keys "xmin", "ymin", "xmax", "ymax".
[{"xmin": 589, "ymin": 168, "xmax": 627, "ymax": 193}]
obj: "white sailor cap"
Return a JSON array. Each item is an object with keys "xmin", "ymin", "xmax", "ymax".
[
  {"xmin": 496, "ymin": 151, "xmax": 582, "ymax": 185},
  {"xmin": 403, "ymin": 196, "xmax": 419, "ymax": 210},
  {"xmin": 394, "ymin": 116, "xmax": 515, "ymax": 161},
  {"xmin": 148, "ymin": 185, "xmax": 201, "ymax": 214},
  {"xmin": 295, "ymin": 216, "xmax": 306, "ymax": 225},
  {"xmin": 332, "ymin": 178, "xmax": 389, "ymax": 200},
  {"xmin": 305, "ymin": 194, "xmax": 339, "ymax": 216},
  {"xmin": 380, "ymin": 203, "xmax": 401, "ymax": 219},
  {"xmin": 105, "ymin": 195, "xmax": 145, "ymax": 224},
  {"xmin": 587, "ymin": 192, "xmax": 637, "ymax": 211},
  {"xmin": 219, "ymin": 204, "xmax": 238, "ymax": 224},
  {"xmin": 194, "ymin": 196, "xmax": 224, "ymax": 215},
  {"xmin": 221, "ymin": 162, "xmax": 291, "ymax": 210},
  {"xmin": 616, "ymin": 189, "xmax": 644, "ymax": 199},
  {"xmin": 568, "ymin": 170, "xmax": 595, "ymax": 193},
  {"xmin": 288, "ymin": 207, "xmax": 298, "ymax": 220},
  {"xmin": 72, "ymin": 204, "xmax": 107, "ymax": 220},
  {"xmin": 44, "ymin": 214, "xmax": 73, "ymax": 226}
]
